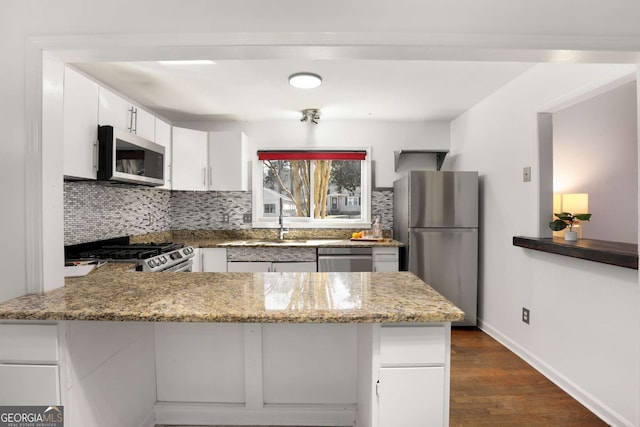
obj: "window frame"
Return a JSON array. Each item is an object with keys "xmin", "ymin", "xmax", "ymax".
[{"xmin": 252, "ymin": 147, "xmax": 372, "ymax": 229}]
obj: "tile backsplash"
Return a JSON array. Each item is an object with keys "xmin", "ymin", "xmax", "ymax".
[
  {"xmin": 64, "ymin": 181, "xmax": 171, "ymax": 245},
  {"xmin": 64, "ymin": 182, "xmax": 394, "ymax": 245}
]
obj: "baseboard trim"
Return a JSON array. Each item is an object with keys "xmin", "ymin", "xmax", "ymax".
[
  {"xmin": 154, "ymin": 401, "xmax": 357, "ymax": 426},
  {"xmin": 138, "ymin": 410, "xmax": 156, "ymax": 427},
  {"xmin": 478, "ymin": 318, "xmax": 635, "ymax": 427}
]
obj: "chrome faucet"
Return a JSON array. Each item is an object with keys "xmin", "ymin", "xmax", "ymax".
[{"xmin": 279, "ymin": 198, "xmax": 289, "ymax": 240}]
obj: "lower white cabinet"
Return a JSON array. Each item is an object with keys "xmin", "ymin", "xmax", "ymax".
[
  {"xmin": 378, "ymin": 366, "xmax": 445, "ymax": 426},
  {"xmin": 0, "ymin": 365, "xmax": 60, "ymax": 405},
  {"xmin": 0, "ymin": 323, "xmax": 60, "ymax": 405},
  {"xmin": 228, "ymin": 261, "xmax": 317, "ymax": 272},
  {"xmin": 200, "ymin": 248, "xmax": 228, "ymax": 272},
  {"xmin": 372, "ymin": 247, "xmax": 399, "ymax": 272},
  {"xmin": 272, "ymin": 261, "xmax": 317, "ymax": 272},
  {"xmin": 227, "ymin": 261, "xmax": 271, "ymax": 272},
  {"xmin": 376, "ymin": 325, "xmax": 448, "ymax": 427}
]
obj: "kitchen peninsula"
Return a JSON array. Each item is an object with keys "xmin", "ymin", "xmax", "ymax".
[{"xmin": 0, "ymin": 267, "xmax": 463, "ymax": 427}]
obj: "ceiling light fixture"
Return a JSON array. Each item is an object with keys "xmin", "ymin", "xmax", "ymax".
[
  {"xmin": 289, "ymin": 72, "xmax": 322, "ymax": 89},
  {"xmin": 300, "ymin": 109, "xmax": 321, "ymax": 124}
]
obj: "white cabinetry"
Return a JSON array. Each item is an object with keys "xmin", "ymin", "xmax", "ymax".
[
  {"xmin": 155, "ymin": 323, "xmax": 246, "ymax": 403},
  {"xmin": 171, "ymin": 129, "xmax": 249, "ymax": 191},
  {"xmin": 98, "ymin": 87, "xmax": 156, "ymax": 141},
  {"xmin": 191, "ymin": 249, "xmax": 202, "ymax": 272},
  {"xmin": 228, "ymin": 261, "xmax": 316, "ymax": 272},
  {"xmin": 63, "ymin": 67, "xmax": 99, "ymax": 180},
  {"xmin": 372, "ymin": 247, "xmax": 399, "ymax": 272},
  {"xmin": 200, "ymin": 248, "xmax": 228, "ymax": 272},
  {"xmin": 172, "ymin": 126, "xmax": 208, "ymax": 191},
  {"xmin": 0, "ymin": 324, "xmax": 60, "ymax": 405},
  {"xmin": 208, "ymin": 131, "xmax": 248, "ymax": 191},
  {"xmin": 272, "ymin": 261, "xmax": 317, "ymax": 272},
  {"xmin": 376, "ymin": 325, "xmax": 448, "ymax": 427},
  {"xmin": 378, "ymin": 366, "xmax": 444, "ymax": 426},
  {"xmin": 155, "ymin": 118, "xmax": 172, "ymax": 190}
]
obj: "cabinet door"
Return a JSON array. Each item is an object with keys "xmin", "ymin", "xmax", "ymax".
[
  {"xmin": 0, "ymin": 324, "xmax": 59, "ymax": 363},
  {"xmin": 378, "ymin": 366, "xmax": 444, "ymax": 427},
  {"xmin": 191, "ymin": 248, "xmax": 202, "ymax": 272},
  {"xmin": 98, "ymin": 86, "xmax": 131, "ymax": 130},
  {"xmin": 373, "ymin": 248, "xmax": 398, "ymax": 272},
  {"xmin": 272, "ymin": 261, "xmax": 317, "ymax": 272},
  {"xmin": 172, "ymin": 127, "xmax": 208, "ymax": 191},
  {"xmin": 0, "ymin": 365, "xmax": 60, "ymax": 405},
  {"xmin": 134, "ymin": 107, "xmax": 156, "ymax": 142},
  {"xmin": 201, "ymin": 248, "xmax": 228, "ymax": 272},
  {"xmin": 227, "ymin": 262, "xmax": 271, "ymax": 272},
  {"xmin": 208, "ymin": 131, "xmax": 248, "ymax": 191},
  {"xmin": 155, "ymin": 118, "xmax": 172, "ymax": 190},
  {"xmin": 63, "ymin": 67, "xmax": 99, "ymax": 179}
]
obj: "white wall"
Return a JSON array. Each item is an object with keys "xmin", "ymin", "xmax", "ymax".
[
  {"xmin": 175, "ymin": 120, "xmax": 449, "ymax": 188},
  {"xmin": 449, "ymin": 63, "xmax": 640, "ymax": 426},
  {"xmin": 553, "ymin": 81, "xmax": 638, "ymax": 243}
]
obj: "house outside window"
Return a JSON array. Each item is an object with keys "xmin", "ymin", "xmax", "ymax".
[{"xmin": 252, "ymin": 149, "xmax": 371, "ymax": 228}]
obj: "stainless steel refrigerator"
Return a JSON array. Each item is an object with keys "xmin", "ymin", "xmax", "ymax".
[{"xmin": 393, "ymin": 171, "xmax": 478, "ymax": 326}]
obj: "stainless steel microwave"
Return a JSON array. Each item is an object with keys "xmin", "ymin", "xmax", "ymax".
[{"xmin": 97, "ymin": 125, "xmax": 165, "ymax": 186}]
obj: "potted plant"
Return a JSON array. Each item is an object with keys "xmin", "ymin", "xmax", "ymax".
[{"xmin": 549, "ymin": 212, "xmax": 592, "ymax": 241}]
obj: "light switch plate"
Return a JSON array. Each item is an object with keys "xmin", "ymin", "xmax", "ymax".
[{"xmin": 523, "ymin": 166, "xmax": 531, "ymax": 182}]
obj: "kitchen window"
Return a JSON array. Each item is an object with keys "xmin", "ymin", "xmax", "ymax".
[{"xmin": 252, "ymin": 149, "xmax": 371, "ymax": 228}]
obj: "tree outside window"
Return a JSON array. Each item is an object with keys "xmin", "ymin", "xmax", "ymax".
[{"xmin": 258, "ymin": 151, "xmax": 366, "ymax": 223}]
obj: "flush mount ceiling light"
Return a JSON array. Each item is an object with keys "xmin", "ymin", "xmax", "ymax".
[
  {"xmin": 300, "ymin": 108, "xmax": 321, "ymax": 124},
  {"xmin": 289, "ymin": 72, "xmax": 322, "ymax": 89}
]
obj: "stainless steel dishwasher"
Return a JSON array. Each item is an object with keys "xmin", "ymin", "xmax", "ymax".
[{"xmin": 317, "ymin": 247, "xmax": 373, "ymax": 272}]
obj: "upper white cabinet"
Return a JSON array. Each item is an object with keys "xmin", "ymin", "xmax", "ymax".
[
  {"xmin": 155, "ymin": 118, "xmax": 172, "ymax": 190},
  {"xmin": 172, "ymin": 126, "xmax": 208, "ymax": 191},
  {"xmin": 98, "ymin": 86, "xmax": 156, "ymax": 142},
  {"xmin": 208, "ymin": 131, "xmax": 248, "ymax": 191},
  {"xmin": 63, "ymin": 67, "xmax": 99, "ymax": 180}
]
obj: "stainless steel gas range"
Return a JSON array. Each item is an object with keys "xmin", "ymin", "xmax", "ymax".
[{"xmin": 65, "ymin": 237, "xmax": 195, "ymax": 272}]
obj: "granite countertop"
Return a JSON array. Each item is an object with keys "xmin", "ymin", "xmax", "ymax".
[
  {"xmin": 185, "ymin": 237, "xmax": 404, "ymax": 248},
  {"xmin": 130, "ymin": 230, "xmax": 404, "ymax": 249},
  {"xmin": 0, "ymin": 265, "xmax": 463, "ymax": 323}
]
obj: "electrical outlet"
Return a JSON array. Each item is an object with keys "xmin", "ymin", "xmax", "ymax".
[
  {"xmin": 243, "ymin": 213, "xmax": 252, "ymax": 223},
  {"xmin": 222, "ymin": 213, "xmax": 229, "ymax": 223},
  {"xmin": 523, "ymin": 166, "xmax": 531, "ymax": 182},
  {"xmin": 522, "ymin": 307, "xmax": 530, "ymax": 324}
]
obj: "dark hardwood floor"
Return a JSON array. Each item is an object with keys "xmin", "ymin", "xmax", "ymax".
[{"xmin": 450, "ymin": 328, "xmax": 608, "ymax": 426}]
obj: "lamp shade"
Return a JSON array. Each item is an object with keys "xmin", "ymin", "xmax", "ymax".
[{"xmin": 561, "ymin": 193, "xmax": 588, "ymax": 214}]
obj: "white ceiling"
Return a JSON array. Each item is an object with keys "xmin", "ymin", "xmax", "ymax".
[{"xmin": 72, "ymin": 59, "xmax": 535, "ymax": 123}]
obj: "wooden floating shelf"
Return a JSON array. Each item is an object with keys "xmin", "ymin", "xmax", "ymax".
[{"xmin": 512, "ymin": 236, "xmax": 638, "ymax": 270}]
